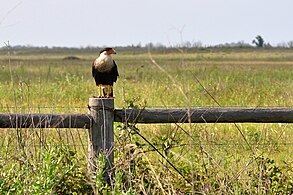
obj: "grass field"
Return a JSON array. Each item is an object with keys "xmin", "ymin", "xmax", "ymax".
[{"xmin": 0, "ymin": 47, "xmax": 293, "ymax": 194}]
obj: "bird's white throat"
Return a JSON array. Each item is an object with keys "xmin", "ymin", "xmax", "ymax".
[{"xmin": 94, "ymin": 52, "xmax": 114, "ymax": 72}]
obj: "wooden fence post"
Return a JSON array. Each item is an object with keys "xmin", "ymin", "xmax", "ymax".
[{"xmin": 88, "ymin": 98, "xmax": 114, "ymax": 181}]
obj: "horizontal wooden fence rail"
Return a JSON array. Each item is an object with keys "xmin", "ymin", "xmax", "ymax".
[
  {"xmin": 0, "ymin": 107, "xmax": 293, "ymax": 129},
  {"xmin": 0, "ymin": 113, "xmax": 91, "ymax": 129},
  {"xmin": 114, "ymin": 107, "xmax": 293, "ymax": 123}
]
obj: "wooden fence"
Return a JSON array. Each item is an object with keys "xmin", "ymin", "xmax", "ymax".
[{"xmin": 0, "ymin": 98, "xmax": 292, "ymax": 180}]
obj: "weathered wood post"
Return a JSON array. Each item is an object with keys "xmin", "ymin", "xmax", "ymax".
[{"xmin": 88, "ymin": 98, "xmax": 114, "ymax": 181}]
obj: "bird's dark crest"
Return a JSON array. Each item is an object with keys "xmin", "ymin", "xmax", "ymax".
[{"xmin": 99, "ymin": 47, "xmax": 113, "ymax": 54}]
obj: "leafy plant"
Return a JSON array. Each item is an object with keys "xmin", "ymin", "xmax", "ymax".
[
  {"xmin": 0, "ymin": 142, "xmax": 92, "ymax": 194},
  {"xmin": 248, "ymin": 156, "xmax": 293, "ymax": 194}
]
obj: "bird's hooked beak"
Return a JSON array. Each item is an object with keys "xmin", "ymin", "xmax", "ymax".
[{"xmin": 111, "ymin": 49, "xmax": 117, "ymax": 54}]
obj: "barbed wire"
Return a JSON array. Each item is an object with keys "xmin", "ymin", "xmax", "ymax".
[
  {"xmin": 0, "ymin": 106, "xmax": 88, "ymax": 109},
  {"xmin": 1, "ymin": 105, "xmax": 292, "ymax": 109}
]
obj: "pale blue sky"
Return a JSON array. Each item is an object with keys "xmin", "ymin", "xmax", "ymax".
[{"xmin": 1, "ymin": 0, "xmax": 293, "ymax": 47}]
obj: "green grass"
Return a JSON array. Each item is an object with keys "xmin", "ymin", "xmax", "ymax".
[{"xmin": 0, "ymin": 47, "xmax": 293, "ymax": 194}]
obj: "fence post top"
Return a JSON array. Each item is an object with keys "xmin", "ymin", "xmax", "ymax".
[{"xmin": 88, "ymin": 98, "xmax": 114, "ymax": 107}]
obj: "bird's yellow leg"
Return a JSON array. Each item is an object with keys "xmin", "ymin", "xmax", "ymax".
[
  {"xmin": 99, "ymin": 85, "xmax": 102, "ymax": 98},
  {"xmin": 108, "ymin": 85, "xmax": 111, "ymax": 98}
]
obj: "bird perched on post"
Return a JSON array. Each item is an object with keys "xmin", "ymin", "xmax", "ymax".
[{"xmin": 92, "ymin": 47, "xmax": 119, "ymax": 98}]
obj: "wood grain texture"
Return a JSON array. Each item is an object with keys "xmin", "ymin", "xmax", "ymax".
[
  {"xmin": 0, "ymin": 113, "xmax": 91, "ymax": 128},
  {"xmin": 88, "ymin": 98, "xmax": 114, "ymax": 182},
  {"xmin": 114, "ymin": 107, "xmax": 293, "ymax": 123}
]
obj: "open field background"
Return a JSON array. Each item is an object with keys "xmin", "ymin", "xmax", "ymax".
[{"xmin": 0, "ymin": 47, "xmax": 293, "ymax": 194}]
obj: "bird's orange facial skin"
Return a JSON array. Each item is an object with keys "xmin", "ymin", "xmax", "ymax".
[{"xmin": 107, "ymin": 49, "xmax": 116, "ymax": 55}]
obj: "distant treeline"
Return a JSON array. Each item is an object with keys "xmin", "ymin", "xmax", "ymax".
[{"xmin": 1, "ymin": 40, "xmax": 293, "ymax": 55}]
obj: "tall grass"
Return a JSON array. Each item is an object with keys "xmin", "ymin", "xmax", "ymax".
[{"xmin": 0, "ymin": 48, "xmax": 292, "ymax": 194}]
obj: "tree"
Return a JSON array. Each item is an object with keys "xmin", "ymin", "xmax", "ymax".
[
  {"xmin": 287, "ymin": 41, "xmax": 293, "ymax": 48},
  {"xmin": 252, "ymin": 35, "xmax": 265, "ymax": 47}
]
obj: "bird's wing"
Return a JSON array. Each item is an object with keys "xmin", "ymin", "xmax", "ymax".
[
  {"xmin": 112, "ymin": 60, "xmax": 119, "ymax": 82},
  {"xmin": 92, "ymin": 60, "xmax": 97, "ymax": 77}
]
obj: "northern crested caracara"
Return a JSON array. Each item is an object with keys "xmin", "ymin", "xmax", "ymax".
[{"xmin": 92, "ymin": 47, "xmax": 119, "ymax": 98}]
